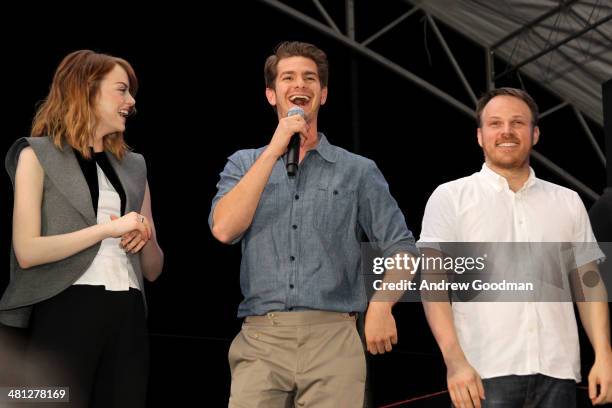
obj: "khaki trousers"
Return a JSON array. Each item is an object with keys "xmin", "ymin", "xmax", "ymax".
[{"xmin": 228, "ymin": 311, "xmax": 366, "ymax": 408}]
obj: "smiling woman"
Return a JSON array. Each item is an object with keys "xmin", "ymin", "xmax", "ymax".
[{"xmin": 0, "ymin": 50, "xmax": 163, "ymax": 408}]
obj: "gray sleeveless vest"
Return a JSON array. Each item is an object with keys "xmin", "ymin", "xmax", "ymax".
[{"xmin": 0, "ymin": 136, "xmax": 147, "ymax": 328}]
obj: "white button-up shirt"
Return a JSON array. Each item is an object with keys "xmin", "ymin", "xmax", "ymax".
[
  {"xmin": 73, "ymin": 164, "xmax": 140, "ymax": 291},
  {"xmin": 419, "ymin": 163, "xmax": 604, "ymax": 381}
]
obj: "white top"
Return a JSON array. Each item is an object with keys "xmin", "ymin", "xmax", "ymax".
[
  {"xmin": 419, "ymin": 163, "xmax": 604, "ymax": 382},
  {"xmin": 73, "ymin": 164, "xmax": 140, "ymax": 291}
]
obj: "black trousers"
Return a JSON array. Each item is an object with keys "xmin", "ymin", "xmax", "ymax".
[{"xmin": 26, "ymin": 285, "xmax": 148, "ymax": 408}]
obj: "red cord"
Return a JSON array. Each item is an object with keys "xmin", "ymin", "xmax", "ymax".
[{"xmin": 378, "ymin": 390, "xmax": 449, "ymax": 408}]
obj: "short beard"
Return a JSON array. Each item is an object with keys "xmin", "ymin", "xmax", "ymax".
[{"xmin": 483, "ymin": 130, "xmax": 534, "ymax": 170}]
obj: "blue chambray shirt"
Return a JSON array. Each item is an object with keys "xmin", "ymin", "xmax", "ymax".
[{"xmin": 209, "ymin": 134, "xmax": 417, "ymax": 317}]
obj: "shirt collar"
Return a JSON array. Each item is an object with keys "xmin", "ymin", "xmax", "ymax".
[
  {"xmin": 479, "ymin": 163, "xmax": 536, "ymax": 193},
  {"xmin": 311, "ymin": 133, "xmax": 338, "ymax": 163}
]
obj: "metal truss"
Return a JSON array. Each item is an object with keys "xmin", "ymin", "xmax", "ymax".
[{"xmin": 259, "ymin": 0, "xmax": 608, "ymax": 201}]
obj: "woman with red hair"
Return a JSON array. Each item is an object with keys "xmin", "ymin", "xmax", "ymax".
[{"xmin": 0, "ymin": 50, "xmax": 164, "ymax": 407}]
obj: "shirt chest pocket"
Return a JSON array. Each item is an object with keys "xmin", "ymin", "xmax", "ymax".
[
  {"xmin": 313, "ymin": 186, "xmax": 356, "ymax": 233},
  {"xmin": 251, "ymin": 183, "xmax": 278, "ymax": 226}
]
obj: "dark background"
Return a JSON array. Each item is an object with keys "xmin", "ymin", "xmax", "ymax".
[{"xmin": 0, "ymin": 2, "xmax": 608, "ymax": 406}]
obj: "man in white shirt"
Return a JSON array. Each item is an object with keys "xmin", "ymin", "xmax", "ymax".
[{"xmin": 419, "ymin": 87, "xmax": 612, "ymax": 407}]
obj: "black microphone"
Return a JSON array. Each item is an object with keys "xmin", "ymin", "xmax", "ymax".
[{"xmin": 286, "ymin": 106, "xmax": 304, "ymax": 177}]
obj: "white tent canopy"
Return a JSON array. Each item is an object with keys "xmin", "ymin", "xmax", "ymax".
[{"xmin": 410, "ymin": 0, "xmax": 612, "ymax": 126}]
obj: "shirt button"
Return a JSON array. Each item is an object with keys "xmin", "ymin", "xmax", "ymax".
[
  {"xmin": 292, "ymin": 225, "xmax": 298, "ymax": 230},
  {"xmin": 295, "ymin": 194, "xmax": 300, "ymax": 200},
  {"xmin": 290, "ymin": 256, "xmax": 295, "ymax": 261},
  {"xmin": 289, "ymin": 284, "xmax": 294, "ymax": 289}
]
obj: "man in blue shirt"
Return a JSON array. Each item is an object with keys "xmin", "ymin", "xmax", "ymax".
[{"xmin": 209, "ymin": 41, "xmax": 417, "ymax": 407}]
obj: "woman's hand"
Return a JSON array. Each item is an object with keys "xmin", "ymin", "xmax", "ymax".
[
  {"xmin": 109, "ymin": 212, "xmax": 151, "ymax": 241},
  {"xmin": 118, "ymin": 229, "xmax": 149, "ymax": 254}
]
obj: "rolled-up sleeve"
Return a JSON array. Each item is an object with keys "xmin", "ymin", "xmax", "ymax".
[
  {"xmin": 208, "ymin": 151, "xmax": 247, "ymax": 244},
  {"xmin": 357, "ymin": 159, "xmax": 418, "ymax": 258}
]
